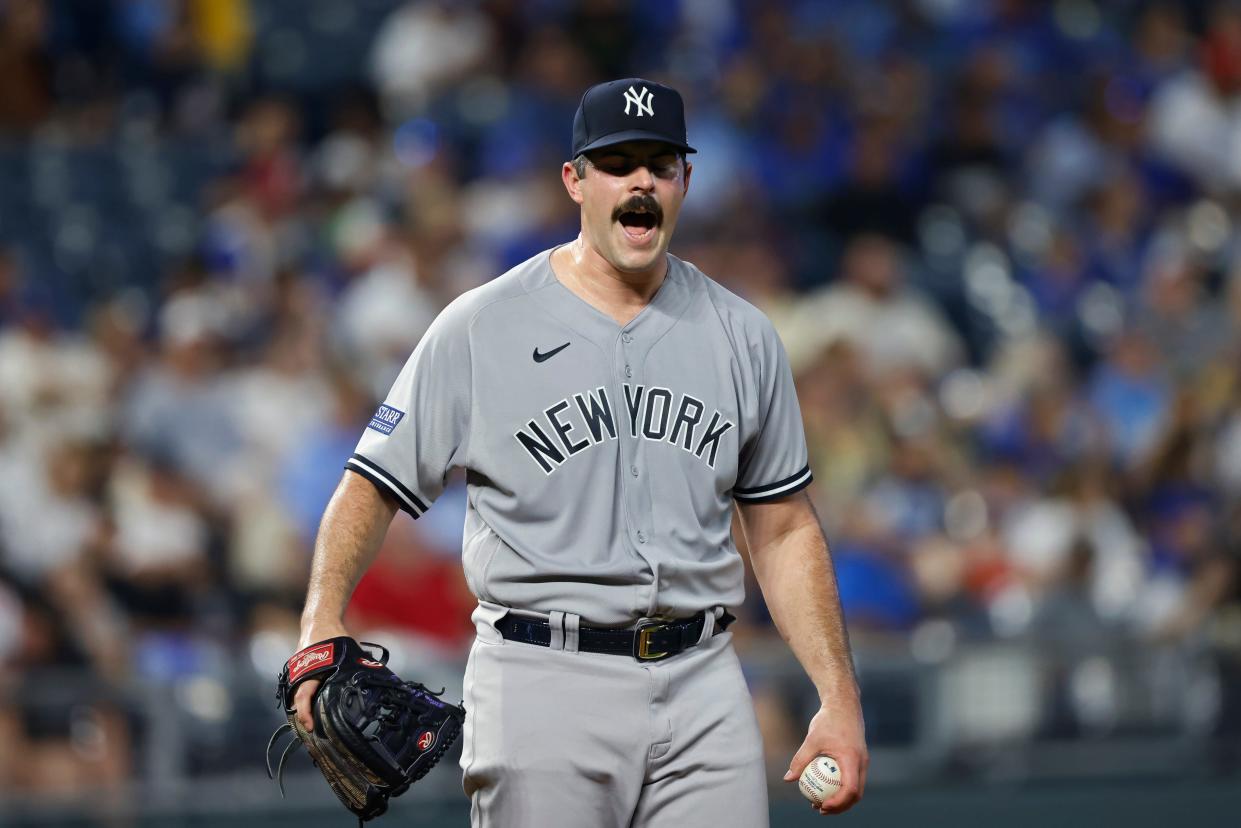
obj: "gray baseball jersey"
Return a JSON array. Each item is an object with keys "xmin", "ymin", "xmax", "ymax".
[{"xmin": 346, "ymin": 248, "xmax": 812, "ymax": 625}]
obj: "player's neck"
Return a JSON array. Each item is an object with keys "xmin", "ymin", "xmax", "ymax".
[{"xmin": 552, "ymin": 238, "xmax": 667, "ymax": 327}]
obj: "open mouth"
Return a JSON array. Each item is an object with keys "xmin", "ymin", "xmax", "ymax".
[{"xmin": 618, "ymin": 209, "xmax": 659, "ymax": 242}]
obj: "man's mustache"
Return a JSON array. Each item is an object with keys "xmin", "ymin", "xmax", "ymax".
[{"xmin": 612, "ymin": 195, "xmax": 663, "ymax": 225}]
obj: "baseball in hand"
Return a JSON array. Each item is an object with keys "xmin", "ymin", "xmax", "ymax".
[{"xmin": 798, "ymin": 756, "xmax": 842, "ymax": 807}]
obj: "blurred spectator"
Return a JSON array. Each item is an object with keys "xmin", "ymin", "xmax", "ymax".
[
  {"xmin": 1017, "ymin": 225, "xmax": 1091, "ymax": 337},
  {"xmin": 310, "ymin": 86, "xmax": 388, "ymax": 199},
  {"xmin": 1148, "ymin": 1, "xmax": 1241, "ymax": 192},
  {"xmin": 0, "ymin": 577, "xmax": 131, "ymax": 796},
  {"xmin": 864, "ymin": 435, "xmax": 950, "ymax": 543},
  {"xmin": 1129, "ymin": 2, "xmax": 1195, "ymax": 92},
  {"xmin": 236, "ymin": 96, "xmax": 303, "ymax": 222},
  {"xmin": 1086, "ymin": 327, "xmax": 1173, "ymax": 468},
  {"xmin": 928, "ymin": 51, "xmax": 1013, "ymax": 232},
  {"xmin": 980, "ymin": 360, "xmax": 1103, "ymax": 485},
  {"xmin": 0, "ymin": 254, "xmax": 113, "ymax": 439},
  {"xmin": 779, "ymin": 234, "xmax": 964, "ymax": 379},
  {"xmin": 1002, "ymin": 462, "xmax": 1146, "ymax": 626},
  {"xmin": 188, "ymin": 0, "xmax": 253, "ymax": 76},
  {"xmin": 277, "ymin": 370, "xmax": 372, "ymax": 547},
  {"xmin": 1134, "ymin": 243, "xmax": 1232, "ymax": 377},
  {"xmin": 0, "ymin": 0, "xmax": 52, "ymax": 131},
  {"xmin": 369, "ymin": 0, "xmax": 494, "ymax": 119},
  {"xmin": 0, "ymin": 436, "xmax": 103, "ymax": 584},
  {"xmin": 796, "ymin": 340, "xmax": 890, "ymax": 529},
  {"xmin": 102, "ymin": 452, "xmax": 210, "ymax": 628},
  {"xmin": 813, "ymin": 116, "xmax": 920, "ymax": 248},
  {"xmin": 119, "ymin": 262, "xmax": 247, "ymax": 502},
  {"xmin": 1130, "ymin": 390, "xmax": 1234, "ymax": 641},
  {"xmin": 333, "ymin": 223, "xmax": 440, "ymax": 396},
  {"xmin": 1079, "ymin": 171, "xmax": 1151, "ymax": 296}
]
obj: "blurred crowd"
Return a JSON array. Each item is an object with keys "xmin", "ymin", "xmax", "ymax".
[{"xmin": 1, "ymin": 0, "xmax": 1241, "ymax": 800}]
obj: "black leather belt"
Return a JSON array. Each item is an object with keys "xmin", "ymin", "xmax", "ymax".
[{"xmin": 496, "ymin": 610, "xmax": 735, "ymax": 662}]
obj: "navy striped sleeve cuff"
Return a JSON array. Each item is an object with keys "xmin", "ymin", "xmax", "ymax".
[
  {"xmin": 733, "ymin": 464, "xmax": 813, "ymax": 503},
  {"xmin": 344, "ymin": 453, "xmax": 429, "ymax": 518}
]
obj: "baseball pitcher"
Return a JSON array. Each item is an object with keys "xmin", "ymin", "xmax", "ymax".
[{"xmin": 291, "ymin": 77, "xmax": 867, "ymax": 826}]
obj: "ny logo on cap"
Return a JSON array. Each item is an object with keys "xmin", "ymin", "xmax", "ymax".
[{"xmin": 623, "ymin": 85, "xmax": 654, "ymax": 117}]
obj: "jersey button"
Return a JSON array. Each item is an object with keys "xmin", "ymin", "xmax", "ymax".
[
  {"xmin": 624, "ymin": 365, "xmax": 632, "ymax": 378},
  {"xmin": 636, "ymin": 530, "xmax": 647, "ymax": 543},
  {"xmin": 630, "ymin": 465, "xmax": 639, "ymax": 477},
  {"xmin": 622, "ymin": 333, "xmax": 633, "ymax": 344}
]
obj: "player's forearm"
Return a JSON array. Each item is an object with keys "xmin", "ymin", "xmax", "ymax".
[
  {"xmin": 299, "ymin": 472, "xmax": 398, "ymax": 646},
  {"xmin": 748, "ymin": 517, "xmax": 859, "ymax": 705}
]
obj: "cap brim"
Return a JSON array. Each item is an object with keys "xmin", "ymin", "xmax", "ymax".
[{"xmin": 575, "ymin": 129, "xmax": 697, "ymax": 156}]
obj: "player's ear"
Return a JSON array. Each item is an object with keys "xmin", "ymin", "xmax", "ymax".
[
  {"xmin": 562, "ymin": 161, "xmax": 585, "ymax": 205},
  {"xmin": 682, "ymin": 159, "xmax": 692, "ymax": 195}
]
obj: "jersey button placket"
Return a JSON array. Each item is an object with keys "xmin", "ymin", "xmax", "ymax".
[{"xmin": 618, "ymin": 331, "xmax": 652, "ymax": 562}]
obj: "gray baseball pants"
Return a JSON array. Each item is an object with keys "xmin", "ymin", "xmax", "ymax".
[{"xmin": 460, "ymin": 602, "xmax": 770, "ymax": 828}]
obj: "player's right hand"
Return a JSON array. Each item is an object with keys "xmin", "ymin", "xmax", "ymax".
[
  {"xmin": 783, "ymin": 701, "xmax": 868, "ymax": 815},
  {"xmin": 293, "ymin": 679, "xmax": 322, "ymax": 733},
  {"xmin": 294, "ymin": 622, "xmax": 351, "ymax": 733}
]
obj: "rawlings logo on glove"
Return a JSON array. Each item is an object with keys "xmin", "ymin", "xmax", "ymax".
[
  {"xmin": 266, "ymin": 637, "xmax": 466, "ymax": 823},
  {"xmin": 288, "ymin": 643, "xmax": 334, "ymax": 681}
]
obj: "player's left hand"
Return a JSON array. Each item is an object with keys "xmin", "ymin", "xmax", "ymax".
[{"xmin": 782, "ymin": 699, "xmax": 868, "ymax": 815}]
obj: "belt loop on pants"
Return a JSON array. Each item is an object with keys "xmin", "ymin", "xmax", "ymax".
[
  {"xmin": 548, "ymin": 611, "xmax": 566, "ymax": 650},
  {"xmin": 495, "ymin": 608, "xmax": 735, "ymax": 662},
  {"xmin": 564, "ymin": 613, "xmax": 580, "ymax": 653},
  {"xmin": 697, "ymin": 607, "xmax": 720, "ymax": 646}
]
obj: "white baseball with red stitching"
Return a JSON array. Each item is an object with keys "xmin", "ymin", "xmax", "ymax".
[{"xmin": 798, "ymin": 755, "xmax": 842, "ymax": 807}]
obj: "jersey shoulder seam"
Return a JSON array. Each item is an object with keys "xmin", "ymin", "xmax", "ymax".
[
  {"xmin": 695, "ymin": 269, "xmax": 790, "ymax": 488},
  {"xmin": 696, "ymin": 268, "xmax": 774, "ymax": 365}
]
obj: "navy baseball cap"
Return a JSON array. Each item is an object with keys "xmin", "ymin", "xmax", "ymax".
[{"xmin": 571, "ymin": 78, "xmax": 697, "ymax": 158}]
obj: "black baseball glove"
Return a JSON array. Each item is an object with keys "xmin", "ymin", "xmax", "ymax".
[{"xmin": 266, "ymin": 637, "xmax": 465, "ymax": 823}]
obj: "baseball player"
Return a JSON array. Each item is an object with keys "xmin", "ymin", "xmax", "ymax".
[{"xmin": 293, "ymin": 78, "xmax": 867, "ymax": 825}]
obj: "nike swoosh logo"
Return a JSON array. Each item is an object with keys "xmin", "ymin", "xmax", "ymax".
[{"xmin": 532, "ymin": 342, "xmax": 571, "ymax": 363}]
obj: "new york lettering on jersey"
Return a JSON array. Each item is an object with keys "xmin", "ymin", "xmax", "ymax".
[{"xmin": 513, "ymin": 384, "xmax": 734, "ymax": 475}]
